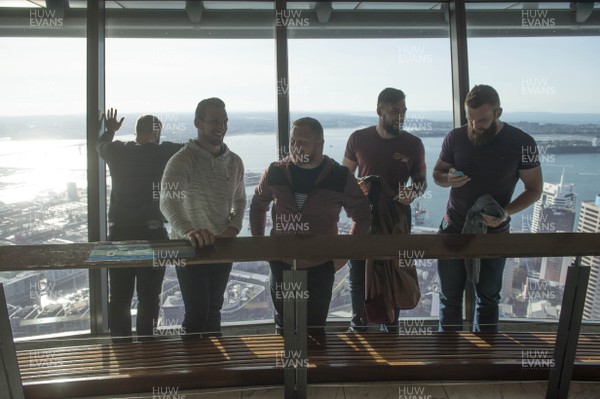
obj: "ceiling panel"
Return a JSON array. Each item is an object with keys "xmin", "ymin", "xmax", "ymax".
[
  {"xmin": 356, "ymin": 2, "xmax": 442, "ymax": 10},
  {"xmin": 0, "ymin": 0, "xmax": 42, "ymax": 8},
  {"xmin": 117, "ymin": 1, "xmax": 186, "ymax": 9},
  {"xmin": 202, "ymin": 1, "xmax": 274, "ymax": 10}
]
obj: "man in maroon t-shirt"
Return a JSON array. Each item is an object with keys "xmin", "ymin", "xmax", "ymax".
[
  {"xmin": 433, "ymin": 84, "xmax": 542, "ymax": 332},
  {"xmin": 343, "ymin": 87, "xmax": 427, "ymax": 332}
]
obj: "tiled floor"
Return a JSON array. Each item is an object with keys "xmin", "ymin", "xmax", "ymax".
[{"xmin": 79, "ymin": 381, "xmax": 600, "ymax": 399}]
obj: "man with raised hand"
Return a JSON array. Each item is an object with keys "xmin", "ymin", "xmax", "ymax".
[{"xmin": 97, "ymin": 108, "xmax": 183, "ymax": 341}]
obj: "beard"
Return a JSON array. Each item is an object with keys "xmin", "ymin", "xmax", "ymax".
[
  {"xmin": 468, "ymin": 120, "xmax": 498, "ymax": 145},
  {"xmin": 382, "ymin": 119, "xmax": 401, "ymax": 136}
]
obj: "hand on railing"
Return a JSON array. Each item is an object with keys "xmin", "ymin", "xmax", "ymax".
[{"xmin": 184, "ymin": 228, "xmax": 216, "ymax": 248}]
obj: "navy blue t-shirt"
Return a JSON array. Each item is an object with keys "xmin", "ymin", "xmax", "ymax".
[
  {"xmin": 439, "ymin": 123, "xmax": 540, "ymax": 232},
  {"xmin": 97, "ymin": 138, "xmax": 183, "ymax": 225}
]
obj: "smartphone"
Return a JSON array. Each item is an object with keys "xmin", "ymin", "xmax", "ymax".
[{"xmin": 450, "ymin": 170, "xmax": 464, "ymax": 176}]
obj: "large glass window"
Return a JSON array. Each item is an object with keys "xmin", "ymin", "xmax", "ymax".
[
  {"xmin": 287, "ymin": 2, "xmax": 453, "ymax": 319},
  {"xmin": 105, "ymin": 3, "xmax": 277, "ymax": 329},
  {"xmin": 1, "ymin": 1, "xmax": 599, "ymax": 341},
  {"xmin": 467, "ymin": 2, "xmax": 600, "ymax": 322},
  {"xmin": 0, "ymin": 29, "xmax": 89, "ymax": 338}
]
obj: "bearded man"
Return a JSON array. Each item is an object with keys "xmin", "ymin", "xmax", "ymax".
[
  {"xmin": 433, "ymin": 84, "xmax": 542, "ymax": 332},
  {"xmin": 342, "ymin": 87, "xmax": 427, "ymax": 332}
]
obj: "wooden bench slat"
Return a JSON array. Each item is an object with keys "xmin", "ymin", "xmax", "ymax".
[{"xmin": 17, "ymin": 332, "xmax": 600, "ymax": 399}]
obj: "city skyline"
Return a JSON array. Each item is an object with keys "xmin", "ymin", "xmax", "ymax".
[{"xmin": 1, "ymin": 7, "xmax": 600, "ymax": 339}]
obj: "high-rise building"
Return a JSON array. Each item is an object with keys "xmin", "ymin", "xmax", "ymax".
[
  {"xmin": 531, "ymin": 172, "xmax": 577, "ymax": 233},
  {"xmin": 580, "ymin": 194, "xmax": 600, "ymax": 321},
  {"xmin": 540, "ymin": 256, "xmax": 572, "ymax": 285},
  {"xmin": 531, "ymin": 173, "xmax": 577, "ymax": 284}
]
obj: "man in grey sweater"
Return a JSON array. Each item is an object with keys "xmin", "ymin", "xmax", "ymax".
[{"xmin": 160, "ymin": 97, "xmax": 246, "ymax": 337}]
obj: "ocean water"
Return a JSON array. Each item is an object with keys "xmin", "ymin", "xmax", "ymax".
[
  {"xmin": 1, "ymin": 129, "xmax": 598, "ymax": 231},
  {"xmin": 227, "ymin": 128, "xmax": 600, "ymax": 231},
  {"xmin": 0, "ymin": 139, "xmax": 87, "ymax": 204}
]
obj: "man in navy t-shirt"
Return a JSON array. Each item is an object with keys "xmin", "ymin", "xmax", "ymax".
[
  {"xmin": 433, "ymin": 85, "xmax": 542, "ymax": 332},
  {"xmin": 97, "ymin": 108, "xmax": 183, "ymax": 341}
]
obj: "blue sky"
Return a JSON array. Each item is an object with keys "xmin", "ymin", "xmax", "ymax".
[{"xmin": 0, "ymin": 35, "xmax": 599, "ymax": 116}]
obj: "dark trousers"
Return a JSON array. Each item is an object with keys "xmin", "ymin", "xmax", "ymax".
[
  {"xmin": 108, "ymin": 225, "xmax": 168, "ymax": 338},
  {"xmin": 176, "ymin": 263, "xmax": 232, "ymax": 335},
  {"xmin": 349, "ymin": 259, "xmax": 400, "ymax": 332},
  {"xmin": 269, "ymin": 260, "xmax": 335, "ymax": 336},
  {"xmin": 349, "ymin": 259, "xmax": 368, "ymax": 329},
  {"xmin": 437, "ymin": 222, "xmax": 506, "ymax": 332}
]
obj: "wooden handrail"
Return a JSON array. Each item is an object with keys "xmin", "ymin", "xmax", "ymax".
[
  {"xmin": 3, "ymin": 233, "xmax": 600, "ymax": 399},
  {"xmin": 1, "ymin": 233, "xmax": 599, "ymax": 271}
]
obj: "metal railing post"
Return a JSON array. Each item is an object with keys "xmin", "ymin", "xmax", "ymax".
[
  {"xmin": 283, "ymin": 259, "xmax": 307, "ymax": 399},
  {"xmin": 546, "ymin": 257, "xmax": 590, "ymax": 399}
]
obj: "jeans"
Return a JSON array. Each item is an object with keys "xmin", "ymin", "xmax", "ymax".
[
  {"xmin": 349, "ymin": 259, "xmax": 399, "ymax": 332},
  {"xmin": 176, "ymin": 263, "xmax": 232, "ymax": 335},
  {"xmin": 349, "ymin": 259, "xmax": 368, "ymax": 330},
  {"xmin": 437, "ymin": 222, "xmax": 506, "ymax": 332},
  {"xmin": 269, "ymin": 260, "xmax": 335, "ymax": 336},
  {"xmin": 108, "ymin": 225, "xmax": 168, "ymax": 338}
]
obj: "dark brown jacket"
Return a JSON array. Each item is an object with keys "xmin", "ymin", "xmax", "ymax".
[
  {"xmin": 363, "ymin": 176, "xmax": 421, "ymax": 323},
  {"xmin": 250, "ymin": 156, "xmax": 371, "ymax": 268}
]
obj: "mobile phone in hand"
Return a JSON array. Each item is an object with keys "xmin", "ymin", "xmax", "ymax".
[{"xmin": 451, "ymin": 170, "xmax": 464, "ymax": 176}]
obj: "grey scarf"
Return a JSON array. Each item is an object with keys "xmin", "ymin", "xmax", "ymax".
[{"xmin": 462, "ymin": 194, "xmax": 507, "ymax": 283}]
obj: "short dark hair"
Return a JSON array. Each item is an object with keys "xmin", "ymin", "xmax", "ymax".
[
  {"xmin": 195, "ymin": 97, "xmax": 226, "ymax": 120},
  {"xmin": 135, "ymin": 115, "xmax": 161, "ymax": 135},
  {"xmin": 377, "ymin": 87, "xmax": 406, "ymax": 108},
  {"xmin": 465, "ymin": 85, "xmax": 501, "ymax": 109},
  {"xmin": 292, "ymin": 117, "xmax": 324, "ymax": 141}
]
